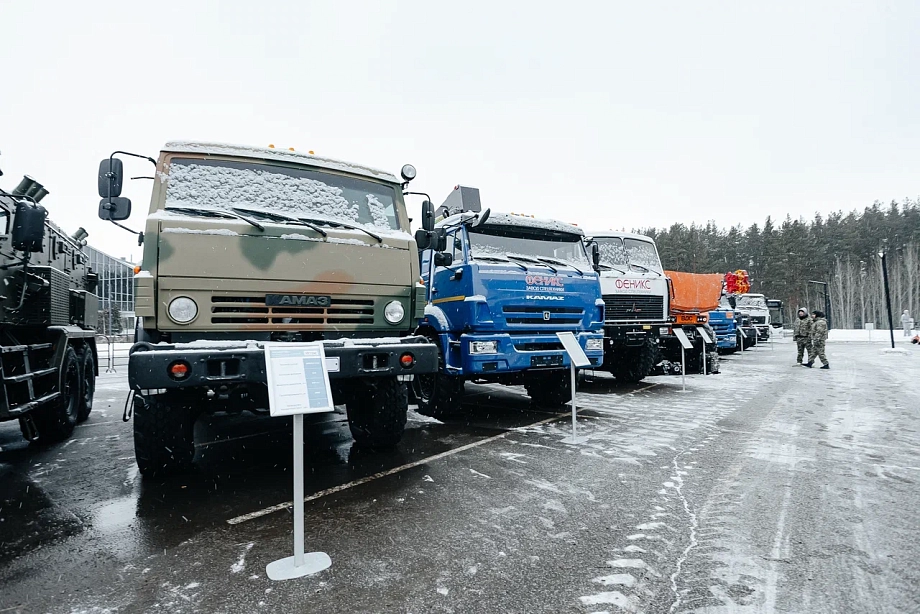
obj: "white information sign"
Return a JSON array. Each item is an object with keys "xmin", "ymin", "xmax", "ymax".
[
  {"xmin": 555, "ymin": 332, "xmax": 592, "ymax": 368},
  {"xmin": 673, "ymin": 327, "xmax": 695, "ymax": 350},
  {"xmin": 696, "ymin": 327, "xmax": 713, "ymax": 344},
  {"xmin": 264, "ymin": 343, "xmax": 335, "ymax": 417}
]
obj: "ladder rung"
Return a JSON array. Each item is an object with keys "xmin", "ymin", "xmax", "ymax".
[
  {"xmin": 8, "ymin": 392, "xmax": 61, "ymax": 415},
  {"xmin": 3, "ymin": 367, "xmax": 57, "ymax": 383}
]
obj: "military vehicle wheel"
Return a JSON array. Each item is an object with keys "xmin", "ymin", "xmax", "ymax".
[
  {"xmin": 34, "ymin": 346, "xmax": 80, "ymax": 443},
  {"xmin": 77, "ymin": 348, "xmax": 95, "ymax": 422},
  {"xmin": 611, "ymin": 338, "xmax": 658, "ymax": 383},
  {"xmin": 413, "ymin": 343, "xmax": 464, "ymax": 418},
  {"xmin": 525, "ymin": 371, "xmax": 574, "ymax": 407},
  {"xmin": 346, "ymin": 377, "xmax": 408, "ymax": 448},
  {"xmin": 133, "ymin": 392, "xmax": 196, "ymax": 477}
]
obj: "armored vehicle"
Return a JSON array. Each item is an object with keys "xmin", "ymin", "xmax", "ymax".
[
  {"xmin": 413, "ymin": 186, "xmax": 604, "ymax": 416},
  {"xmin": 0, "ymin": 156, "xmax": 98, "ymax": 443},
  {"xmin": 98, "ymin": 141, "xmax": 438, "ymax": 475},
  {"xmin": 586, "ymin": 232, "xmax": 669, "ymax": 382}
]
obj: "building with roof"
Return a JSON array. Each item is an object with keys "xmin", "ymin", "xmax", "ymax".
[{"xmin": 83, "ymin": 245, "xmax": 136, "ymax": 334}]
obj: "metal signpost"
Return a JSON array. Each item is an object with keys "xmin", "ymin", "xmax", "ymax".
[
  {"xmin": 263, "ymin": 343, "xmax": 335, "ymax": 581},
  {"xmin": 673, "ymin": 328, "xmax": 694, "ymax": 391},
  {"xmin": 696, "ymin": 327, "xmax": 713, "ymax": 376},
  {"xmin": 556, "ymin": 332, "xmax": 592, "ymax": 444},
  {"xmin": 738, "ymin": 326, "xmax": 747, "ymax": 354}
]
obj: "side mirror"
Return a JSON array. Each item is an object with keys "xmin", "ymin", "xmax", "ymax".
[
  {"xmin": 475, "ymin": 208, "xmax": 491, "ymax": 227},
  {"xmin": 421, "ymin": 200, "xmax": 435, "ymax": 231},
  {"xmin": 98, "ymin": 158, "xmax": 124, "ymax": 198},
  {"xmin": 99, "ymin": 197, "xmax": 132, "ymax": 221},
  {"xmin": 12, "ymin": 202, "xmax": 48, "ymax": 253},
  {"xmin": 434, "ymin": 252, "xmax": 453, "ymax": 267},
  {"xmin": 414, "ymin": 228, "xmax": 430, "ymax": 250},
  {"xmin": 590, "ymin": 242, "xmax": 600, "ymax": 269},
  {"xmin": 434, "ymin": 228, "xmax": 448, "ymax": 252}
]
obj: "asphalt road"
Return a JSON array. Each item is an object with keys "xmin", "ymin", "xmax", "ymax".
[{"xmin": 1, "ymin": 341, "xmax": 918, "ymax": 613}]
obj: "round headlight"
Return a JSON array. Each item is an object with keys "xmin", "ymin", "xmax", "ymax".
[
  {"xmin": 384, "ymin": 300, "xmax": 405, "ymax": 324},
  {"xmin": 168, "ymin": 297, "xmax": 198, "ymax": 324},
  {"xmin": 400, "ymin": 164, "xmax": 417, "ymax": 182}
]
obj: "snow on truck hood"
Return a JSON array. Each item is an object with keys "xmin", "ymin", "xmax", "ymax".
[
  {"xmin": 437, "ymin": 211, "xmax": 583, "ymax": 236},
  {"xmin": 161, "ymin": 141, "xmax": 399, "ymax": 183}
]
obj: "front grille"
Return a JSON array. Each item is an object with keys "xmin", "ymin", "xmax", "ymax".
[
  {"xmin": 751, "ymin": 315, "xmax": 767, "ymax": 324},
  {"xmin": 210, "ymin": 295, "xmax": 375, "ymax": 325},
  {"xmin": 603, "ymin": 294, "xmax": 664, "ymax": 322},
  {"xmin": 502, "ymin": 305, "xmax": 583, "ymax": 326}
]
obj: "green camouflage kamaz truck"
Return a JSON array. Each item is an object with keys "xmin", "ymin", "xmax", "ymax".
[{"xmin": 97, "ymin": 141, "xmax": 438, "ymax": 476}]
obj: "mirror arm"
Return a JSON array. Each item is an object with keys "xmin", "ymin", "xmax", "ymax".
[
  {"xmin": 108, "ymin": 219, "xmax": 142, "ymax": 236},
  {"xmin": 403, "ymin": 191, "xmax": 432, "ymax": 201},
  {"xmin": 111, "ymin": 151, "xmax": 157, "ymax": 167},
  {"xmin": 130, "ymin": 176, "xmax": 155, "ymax": 180}
]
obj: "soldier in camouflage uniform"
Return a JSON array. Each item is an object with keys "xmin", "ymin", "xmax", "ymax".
[
  {"xmin": 807, "ymin": 310, "xmax": 829, "ymax": 369},
  {"xmin": 792, "ymin": 308, "xmax": 812, "ymax": 365}
]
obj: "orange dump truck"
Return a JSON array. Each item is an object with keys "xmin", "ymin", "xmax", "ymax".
[{"xmin": 658, "ymin": 271, "xmax": 723, "ymax": 374}]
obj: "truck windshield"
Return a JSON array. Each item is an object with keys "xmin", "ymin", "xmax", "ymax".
[
  {"xmin": 163, "ymin": 158, "xmax": 401, "ymax": 231},
  {"xmin": 624, "ymin": 238, "xmax": 662, "ymax": 273},
  {"xmin": 596, "ymin": 237, "xmax": 662, "ymax": 273},
  {"xmin": 737, "ymin": 296, "xmax": 767, "ymax": 308},
  {"xmin": 468, "ymin": 228, "xmax": 590, "ymax": 269}
]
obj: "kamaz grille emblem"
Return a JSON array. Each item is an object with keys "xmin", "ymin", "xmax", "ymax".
[
  {"xmin": 265, "ymin": 294, "xmax": 332, "ymax": 307},
  {"xmin": 543, "ymin": 311, "xmax": 551, "ymax": 321}
]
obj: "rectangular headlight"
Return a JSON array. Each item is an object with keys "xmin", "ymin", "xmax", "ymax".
[
  {"xmin": 659, "ymin": 326, "xmax": 670, "ymax": 336},
  {"xmin": 585, "ymin": 338, "xmax": 604, "ymax": 351},
  {"xmin": 469, "ymin": 340, "xmax": 499, "ymax": 354}
]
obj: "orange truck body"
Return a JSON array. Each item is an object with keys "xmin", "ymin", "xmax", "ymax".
[{"xmin": 664, "ymin": 271, "xmax": 724, "ymax": 323}]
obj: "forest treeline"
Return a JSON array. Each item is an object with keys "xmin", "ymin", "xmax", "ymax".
[{"xmin": 639, "ymin": 199, "xmax": 920, "ymax": 329}]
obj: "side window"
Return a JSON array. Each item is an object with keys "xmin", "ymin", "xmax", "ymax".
[
  {"xmin": 0, "ymin": 208, "xmax": 10, "ymax": 235},
  {"xmin": 449, "ymin": 230, "xmax": 464, "ymax": 263},
  {"xmin": 420, "ymin": 249, "xmax": 432, "ymax": 280}
]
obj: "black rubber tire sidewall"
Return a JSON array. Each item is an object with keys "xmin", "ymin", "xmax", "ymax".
[
  {"xmin": 133, "ymin": 392, "xmax": 196, "ymax": 477},
  {"xmin": 34, "ymin": 346, "xmax": 81, "ymax": 443},
  {"xmin": 346, "ymin": 377, "xmax": 408, "ymax": 448},
  {"xmin": 77, "ymin": 348, "xmax": 95, "ymax": 422}
]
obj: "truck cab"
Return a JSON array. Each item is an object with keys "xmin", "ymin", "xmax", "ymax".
[
  {"xmin": 735, "ymin": 293, "xmax": 771, "ymax": 341},
  {"xmin": 97, "ymin": 141, "xmax": 438, "ymax": 475},
  {"xmin": 707, "ymin": 307, "xmax": 738, "ymax": 353},
  {"xmin": 413, "ymin": 187, "xmax": 604, "ymax": 416},
  {"xmin": 588, "ymin": 232, "xmax": 670, "ymax": 382}
]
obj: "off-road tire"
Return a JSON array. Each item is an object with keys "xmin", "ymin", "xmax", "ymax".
[
  {"xmin": 525, "ymin": 371, "xmax": 575, "ymax": 407},
  {"xmin": 610, "ymin": 338, "xmax": 659, "ymax": 383},
  {"xmin": 346, "ymin": 377, "xmax": 408, "ymax": 448},
  {"xmin": 77, "ymin": 348, "xmax": 95, "ymax": 422},
  {"xmin": 413, "ymin": 343, "xmax": 464, "ymax": 418},
  {"xmin": 707, "ymin": 351, "xmax": 720, "ymax": 374},
  {"xmin": 33, "ymin": 346, "xmax": 81, "ymax": 443},
  {"xmin": 133, "ymin": 391, "xmax": 196, "ymax": 477}
]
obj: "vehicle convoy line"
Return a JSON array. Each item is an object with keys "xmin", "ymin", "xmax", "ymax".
[{"xmin": 227, "ymin": 382, "xmax": 659, "ymax": 525}]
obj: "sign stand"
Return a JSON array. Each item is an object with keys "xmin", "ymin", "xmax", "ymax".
[
  {"xmin": 673, "ymin": 328, "xmax": 694, "ymax": 391},
  {"xmin": 263, "ymin": 343, "xmax": 335, "ymax": 581},
  {"xmin": 696, "ymin": 327, "xmax": 713, "ymax": 377},
  {"xmin": 556, "ymin": 333, "xmax": 592, "ymax": 444},
  {"xmin": 739, "ymin": 327, "xmax": 746, "ymax": 354}
]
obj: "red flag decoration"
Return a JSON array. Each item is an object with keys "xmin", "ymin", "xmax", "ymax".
[{"xmin": 724, "ymin": 270, "xmax": 750, "ymax": 295}]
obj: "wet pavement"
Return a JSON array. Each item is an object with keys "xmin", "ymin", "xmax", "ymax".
[{"xmin": 1, "ymin": 342, "xmax": 918, "ymax": 613}]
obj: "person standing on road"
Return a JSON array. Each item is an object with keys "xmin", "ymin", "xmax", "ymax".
[
  {"xmin": 902, "ymin": 309, "xmax": 912, "ymax": 337},
  {"xmin": 793, "ymin": 307, "xmax": 813, "ymax": 365},
  {"xmin": 806, "ymin": 310, "xmax": 829, "ymax": 369}
]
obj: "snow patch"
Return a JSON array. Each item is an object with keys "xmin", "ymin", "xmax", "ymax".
[{"xmin": 161, "ymin": 227, "xmax": 239, "ymax": 236}]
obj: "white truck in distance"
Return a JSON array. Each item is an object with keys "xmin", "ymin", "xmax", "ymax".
[
  {"xmin": 735, "ymin": 293, "xmax": 771, "ymax": 341},
  {"xmin": 588, "ymin": 232, "xmax": 670, "ymax": 382}
]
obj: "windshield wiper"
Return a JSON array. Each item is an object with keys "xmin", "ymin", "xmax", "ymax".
[
  {"xmin": 298, "ymin": 216, "xmax": 382, "ymax": 243},
  {"xmin": 231, "ymin": 207, "xmax": 327, "ymax": 238},
  {"xmin": 473, "ymin": 254, "xmax": 527, "ymax": 271},
  {"xmin": 165, "ymin": 206, "xmax": 264, "ymax": 231},
  {"xmin": 536, "ymin": 256, "xmax": 585, "ymax": 275},
  {"xmin": 507, "ymin": 253, "xmax": 557, "ymax": 273},
  {"xmin": 629, "ymin": 263, "xmax": 662, "ymax": 276},
  {"xmin": 597, "ymin": 262, "xmax": 629, "ymax": 274}
]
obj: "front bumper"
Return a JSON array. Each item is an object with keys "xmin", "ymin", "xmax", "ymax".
[
  {"xmin": 127, "ymin": 337, "xmax": 439, "ymax": 391},
  {"xmin": 453, "ymin": 332, "xmax": 604, "ymax": 376},
  {"xmin": 603, "ymin": 323, "xmax": 667, "ymax": 345},
  {"xmin": 755, "ymin": 325, "xmax": 770, "ymax": 340}
]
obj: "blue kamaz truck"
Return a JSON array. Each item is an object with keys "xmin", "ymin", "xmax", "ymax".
[
  {"xmin": 412, "ymin": 186, "xmax": 604, "ymax": 417},
  {"xmin": 707, "ymin": 308, "xmax": 738, "ymax": 353}
]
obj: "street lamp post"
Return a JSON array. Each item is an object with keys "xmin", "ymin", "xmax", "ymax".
[{"xmin": 878, "ymin": 250, "xmax": 895, "ymax": 349}]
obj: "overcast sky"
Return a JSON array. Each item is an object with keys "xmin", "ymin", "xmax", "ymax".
[{"xmin": 1, "ymin": 1, "xmax": 918, "ymax": 261}]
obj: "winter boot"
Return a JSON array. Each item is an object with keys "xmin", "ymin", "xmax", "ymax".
[
  {"xmin": 804, "ymin": 361, "xmax": 814, "ymax": 368},
  {"xmin": 820, "ymin": 363, "xmax": 830, "ymax": 369}
]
